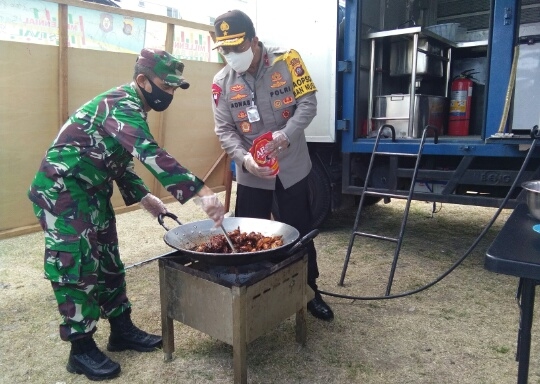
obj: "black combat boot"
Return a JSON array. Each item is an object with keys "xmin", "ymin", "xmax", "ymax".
[
  {"xmin": 307, "ymin": 282, "xmax": 334, "ymax": 321},
  {"xmin": 107, "ymin": 309, "xmax": 162, "ymax": 352},
  {"xmin": 67, "ymin": 336, "xmax": 121, "ymax": 381}
]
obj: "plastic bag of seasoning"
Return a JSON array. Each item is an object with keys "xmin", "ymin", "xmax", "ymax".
[{"xmin": 249, "ymin": 132, "xmax": 279, "ymax": 175}]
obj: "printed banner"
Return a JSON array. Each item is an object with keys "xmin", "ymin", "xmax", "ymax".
[
  {"xmin": 145, "ymin": 22, "xmax": 221, "ymax": 63},
  {"xmin": 0, "ymin": 0, "xmax": 222, "ymax": 61},
  {"xmin": 0, "ymin": 0, "xmax": 145, "ymax": 53},
  {"xmin": 172, "ymin": 25, "xmax": 221, "ymax": 63},
  {"xmin": 69, "ymin": 6, "xmax": 146, "ymax": 53},
  {"xmin": 0, "ymin": 0, "xmax": 59, "ymax": 45}
]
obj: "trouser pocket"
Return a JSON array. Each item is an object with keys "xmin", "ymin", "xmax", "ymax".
[{"xmin": 44, "ymin": 237, "xmax": 82, "ymax": 284}]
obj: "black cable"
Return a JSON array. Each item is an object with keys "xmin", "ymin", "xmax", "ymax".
[{"xmin": 318, "ymin": 138, "xmax": 538, "ymax": 301}]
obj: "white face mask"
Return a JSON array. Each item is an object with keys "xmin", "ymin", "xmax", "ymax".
[{"xmin": 223, "ymin": 47, "xmax": 254, "ymax": 74}]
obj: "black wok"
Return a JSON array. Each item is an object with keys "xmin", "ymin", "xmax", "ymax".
[{"xmin": 158, "ymin": 213, "xmax": 318, "ymax": 265}]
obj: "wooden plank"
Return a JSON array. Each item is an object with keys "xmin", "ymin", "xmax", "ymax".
[
  {"xmin": 52, "ymin": 0, "xmax": 214, "ymax": 31},
  {"xmin": 202, "ymin": 151, "xmax": 227, "ymax": 181},
  {"xmin": 0, "ymin": 42, "xmax": 59, "ymax": 236},
  {"xmin": 58, "ymin": 4, "xmax": 69, "ymax": 125},
  {"xmin": 224, "ymin": 156, "xmax": 233, "ymax": 212},
  {"xmin": 151, "ymin": 23, "xmax": 177, "ymax": 195}
]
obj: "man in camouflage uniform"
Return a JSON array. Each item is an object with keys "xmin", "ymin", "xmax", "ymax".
[
  {"xmin": 211, "ymin": 11, "xmax": 334, "ymax": 321},
  {"xmin": 28, "ymin": 48, "xmax": 225, "ymax": 381}
]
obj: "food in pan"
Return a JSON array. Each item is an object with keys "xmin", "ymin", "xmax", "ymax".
[{"xmin": 193, "ymin": 227, "xmax": 284, "ymax": 253}]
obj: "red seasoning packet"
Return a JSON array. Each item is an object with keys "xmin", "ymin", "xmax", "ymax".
[{"xmin": 249, "ymin": 132, "xmax": 279, "ymax": 175}]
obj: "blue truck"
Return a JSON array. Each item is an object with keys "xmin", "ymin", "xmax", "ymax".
[{"xmin": 250, "ymin": 0, "xmax": 540, "ymax": 226}]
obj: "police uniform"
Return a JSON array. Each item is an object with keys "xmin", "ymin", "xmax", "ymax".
[
  {"xmin": 213, "ymin": 44, "xmax": 316, "ymax": 190},
  {"xmin": 212, "ymin": 43, "xmax": 321, "ymax": 288}
]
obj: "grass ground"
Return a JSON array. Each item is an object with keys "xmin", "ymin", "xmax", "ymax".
[{"xmin": 1, "ymin": 187, "xmax": 538, "ymax": 383}]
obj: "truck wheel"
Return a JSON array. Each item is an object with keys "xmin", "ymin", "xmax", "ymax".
[
  {"xmin": 272, "ymin": 159, "xmax": 331, "ymax": 228},
  {"xmin": 359, "ymin": 162, "xmax": 386, "ymax": 206}
]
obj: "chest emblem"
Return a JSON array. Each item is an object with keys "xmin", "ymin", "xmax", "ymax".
[
  {"xmin": 230, "ymin": 84, "xmax": 245, "ymax": 92},
  {"xmin": 273, "ymin": 100, "xmax": 283, "ymax": 108},
  {"xmin": 283, "ymin": 96, "xmax": 294, "ymax": 105},
  {"xmin": 271, "ymin": 72, "xmax": 287, "ymax": 88},
  {"xmin": 282, "ymin": 110, "xmax": 291, "ymax": 119},
  {"xmin": 231, "ymin": 93, "xmax": 248, "ymax": 101},
  {"xmin": 240, "ymin": 121, "xmax": 252, "ymax": 133},
  {"xmin": 237, "ymin": 111, "xmax": 248, "ymax": 119}
]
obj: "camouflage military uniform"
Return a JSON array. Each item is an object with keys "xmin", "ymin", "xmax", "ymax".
[{"xmin": 29, "ymin": 82, "xmax": 203, "ymax": 341}]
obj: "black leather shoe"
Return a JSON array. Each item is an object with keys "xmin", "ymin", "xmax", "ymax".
[
  {"xmin": 307, "ymin": 296, "xmax": 334, "ymax": 321},
  {"xmin": 107, "ymin": 310, "xmax": 162, "ymax": 352},
  {"xmin": 67, "ymin": 338, "xmax": 121, "ymax": 381}
]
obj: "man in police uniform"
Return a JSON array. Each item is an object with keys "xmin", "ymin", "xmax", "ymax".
[
  {"xmin": 29, "ymin": 48, "xmax": 225, "ymax": 381},
  {"xmin": 211, "ymin": 10, "xmax": 334, "ymax": 321}
]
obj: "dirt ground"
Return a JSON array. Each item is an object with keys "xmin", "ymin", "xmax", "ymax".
[{"xmin": 1, "ymin": 186, "xmax": 539, "ymax": 384}]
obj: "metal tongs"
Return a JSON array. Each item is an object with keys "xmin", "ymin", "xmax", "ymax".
[
  {"xmin": 192, "ymin": 196, "xmax": 238, "ymax": 253},
  {"xmin": 220, "ymin": 224, "xmax": 238, "ymax": 253}
]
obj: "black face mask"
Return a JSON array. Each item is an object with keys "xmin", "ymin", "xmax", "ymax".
[{"xmin": 138, "ymin": 77, "xmax": 173, "ymax": 111}]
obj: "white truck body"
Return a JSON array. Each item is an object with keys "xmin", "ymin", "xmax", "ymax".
[{"xmin": 246, "ymin": 1, "xmax": 338, "ymax": 143}]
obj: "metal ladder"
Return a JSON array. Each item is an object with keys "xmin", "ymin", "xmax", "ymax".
[{"xmin": 338, "ymin": 124, "xmax": 439, "ymax": 296}]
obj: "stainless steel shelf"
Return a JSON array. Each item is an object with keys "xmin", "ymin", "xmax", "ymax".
[
  {"xmin": 367, "ymin": 26, "xmax": 456, "ymax": 48},
  {"xmin": 366, "ymin": 27, "xmax": 453, "ymax": 137},
  {"xmin": 367, "ymin": 27, "xmax": 488, "ymax": 49}
]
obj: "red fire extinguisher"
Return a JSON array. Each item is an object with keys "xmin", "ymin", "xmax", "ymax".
[{"xmin": 448, "ymin": 70, "xmax": 476, "ymax": 136}]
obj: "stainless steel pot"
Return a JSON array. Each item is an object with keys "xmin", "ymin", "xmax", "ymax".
[
  {"xmin": 521, "ymin": 180, "xmax": 540, "ymax": 221},
  {"xmin": 373, "ymin": 94, "xmax": 447, "ymax": 138},
  {"xmin": 389, "ymin": 38, "xmax": 444, "ymax": 77},
  {"xmin": 158, "ymin": 213, "xmax": 318, "ymax": 265}
]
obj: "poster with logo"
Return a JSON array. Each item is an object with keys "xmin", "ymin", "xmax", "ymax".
[
  {"xmin": 144, "ymin": 22, "xmax": 221, "ymax": 63},
  {"xmin": 172, "ymin": 25, "xmax": 220, "ymax": 63},
  {"xmin": 0, "ymin": 0, "xmax": 145, "ymax": 53},
  {"xmin": 69, "ymin": 6, "xmax": 146, "ymax": 53}
]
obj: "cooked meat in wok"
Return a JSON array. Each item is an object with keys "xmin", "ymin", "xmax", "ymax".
[{"xmin": 193, "ymin": 227, "xmax": 284, "ymax": 253}]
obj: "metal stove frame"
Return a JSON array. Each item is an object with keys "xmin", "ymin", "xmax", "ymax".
[{"xmin": 158, "ymin": 248, "xmax": 313, "ymax": 384}]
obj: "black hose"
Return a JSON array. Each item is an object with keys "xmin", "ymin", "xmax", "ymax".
[{"xmin": 318, "ymin": 138, "xmax": 538, "ymax": 301}]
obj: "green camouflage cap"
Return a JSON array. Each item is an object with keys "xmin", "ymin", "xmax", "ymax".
[{"xmin": 137, "ymin": 48, "xmax": 190, "ymax": 89}]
